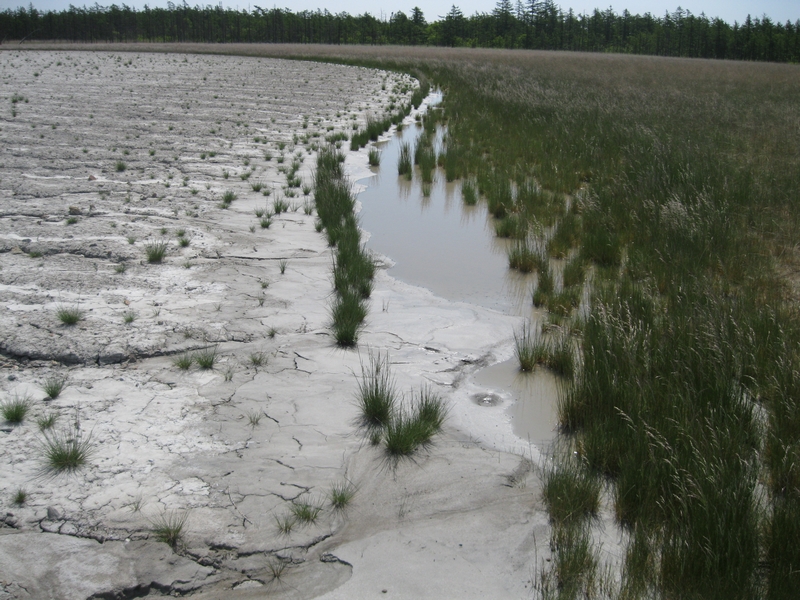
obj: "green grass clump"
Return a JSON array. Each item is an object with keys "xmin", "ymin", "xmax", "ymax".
[
  {"xmin": 194, "ymin": 346, "xmax": 218, "ymax": 370},
  {"xmin": 37, "ymin": 412, "xmax": 58, "ymax": 431},
  {"xmin": 397, "ymin": 142, "xmax": 412, "ymax": 179},
  {"xmin": 514, "ymin": 321, "xmax": 548, "ymax": 372},
  {"xmin": 289, "ymin": 499, "xmax": 322, "ymax": 524},
  {"xmin": 355, "ymin": 352, "xmax": 397, "ymax": 431},
  {"xmin": 150, "ymin": 511, "xmax": 188, "ymax": 548},
  {"xmin": 40, "ymin": 425, "xmax": 93, "ymax": 474},
  {"xmin": 221, "ymin": 190, "xmax": 237, "ymax": 204},
  {"xmin": 367, "ymin": 147, "xmax": 381, "ymax": 166},
  {"xmin": 330, "ymin": 292, "xmax": 367, "ymax": 347},
  {"xmin": 329, "ymin": 480, "xmax": 356, "ymax": 512},
  {"xmin": 173, "ymin": 352, "xmax": 193, "ymax": 370},
  {"xmin": 144, "ymin": 239, "xmax": 168, "ymax": 263},
  {"xmin": 461, "ymin": 177, "xmax": 478, "ymax": 205},
  {"xmin": 12, "ymin": 488, "xmax": 27, "ymax": 506},
  {"xmin": 508, "ymin": 242, "xmax": 541, "ymax": 273},
  {"xmin": 41, "ymin": 375, "xmax": 68, "ymax": 400},
  {"xmin": 115, "ymin": 160, "xmax": 126, "ymax": 172},
  {"xmin": 56, "ymin": 304, "xmax": 84, "ymax": 326},
  {"xmin": 1, "ymin": 395, "xmax": 31, "ymax": 423}
]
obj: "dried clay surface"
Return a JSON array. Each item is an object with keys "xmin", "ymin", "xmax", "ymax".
[{"xmin": 0, "ymin": 50, "xmax": 550, "ymax": 599}]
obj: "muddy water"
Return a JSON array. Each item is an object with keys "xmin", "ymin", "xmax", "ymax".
[
  {"xmin": 357, "ymin": 127, "xmax": 532, "ymax": 314},
  {"xmin": 356, "ymin": 98, "xmax": 560, "ymax": 447}
]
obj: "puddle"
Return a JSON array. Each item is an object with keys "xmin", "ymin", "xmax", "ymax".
[
  {"xmin": 357, "ymin": 100, "xmax": 534, "ymax": 314},
  {"xmin": 355, "ymin": 93, "xmax": 559, "ymax": 446},
  {"xmin": 474, "ymin": 359, "xmax": 560, "ymax": 445}
]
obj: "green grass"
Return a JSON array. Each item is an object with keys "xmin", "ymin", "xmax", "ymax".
[
  {"xmin": 173, "ymin": 352, "xmax": 193, "ymax": 370},
  {"xmin": 367, "ymin": 147, "xmax": 381, "ymax": 166},
  {"xmin": 150, "ymin": 511, "xmax": 188, "ymax": 548},
  {"xmin": 514, "ymin": 320, "xmax": 548, "ymax": 373},
  {"xmin": 542, "ymin": 450, "xmax": 601, "ymax": 527},
  {"xmin": 37, "ymin": 412, "xmax": 58, "ymax": 431},
  {"xmin": 355, "ymin": 352, "xmax": 397, "ymax": 431},
  {"xmin": 397, "ymin": 141, "xmax": 412, "ymax": 179},
  {"xmin": 290, "ymin": 499, "xmax": 322, "ymax": 524},
  {"xmin": 461, "ymin": 177, "xmax": 478, "ymax": 205},
  {"xmin": 329, "ymin": 480, "xmax": 356, "ymax": 512},
  {"xmin": 144, "ymin": 239, "xmax": 168, "ymax": 263},
  {"xmin": 1, "ymin": 395, "xmax": 31, "ymax": 423},
  {"xmin": 194, "ymin": 346, "xmax": 218, "ymax": 370},
  {"xmin": 55, "ymin": 304, "xmax": 84, "ymax": 325},
  {"xmin": 12, "ymin": 488, "xmax": 27, "ymax": 506},
  {"xmin": 40, "ymin": 425, "xmax": 93, "ymax": 474},
  {"xmin": 274, "ymin": 513, "xmax": 296, "ymax": 535},
  {"xmin": 41, "ymin": 375, "xmax": 68, "ymax": 400}
]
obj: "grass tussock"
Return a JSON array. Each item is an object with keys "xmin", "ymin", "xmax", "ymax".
[
  {"xmin": 39, "ymin": 425, "xmax": 93, "ymax": 475},
  {"xmin": 354, "ymin": 352, "xmax": 447, "ymax": 462},
  {"xmin": 1, "ymin": 395, "xmax": 31, "ymax": 423},
  {"xmin": 150, "ymin": 511, "xmax": 188, "ymax": 548}
]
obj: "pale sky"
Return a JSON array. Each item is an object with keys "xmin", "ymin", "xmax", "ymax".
[{"xmin": 0, "ymin": 0, "xmax": 796, "ymax": 26}]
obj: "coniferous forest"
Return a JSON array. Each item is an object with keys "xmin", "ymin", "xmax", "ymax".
[{"xmin": 1, "ymin": 2, "xmax": 798, "ymax": 63}]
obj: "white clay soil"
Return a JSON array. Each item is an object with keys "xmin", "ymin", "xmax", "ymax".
[{"xmin": 0, "ymin": 50, "xmax": 553, "ymax": 599}]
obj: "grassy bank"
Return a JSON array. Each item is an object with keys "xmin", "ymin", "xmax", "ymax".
[{"xmin": 17, "ymin": 43, "xmax": 800, "ymax": 598}]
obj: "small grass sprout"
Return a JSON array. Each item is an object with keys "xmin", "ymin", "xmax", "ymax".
[
  {"xmin": 266, "ymin": 557, "xmax": 290, "ymax": 583},
  {"xmin": 245, "ymin": 409, "xmax": 262, "ymax": 427},
  {"xmin": 274, "ymin": 513, "xmax": 296, "ymax": 535},
  {"xmin": 249, "ymin": 351, "xmax": 268, "ymax": 367},
  {"xmin": 122, "ymin": 310, "xmax": 137, "ymax": 324},
  {"xmin": 37, "ymin": 412, "xmax": 58, "ymax": 431},
  {"xmin": 12, "ymin": 488, "xmax": 28, "ymax": 506},
  {"xmin": 278, "ymin": 259, "xmax": 288, "ymax": 274}
]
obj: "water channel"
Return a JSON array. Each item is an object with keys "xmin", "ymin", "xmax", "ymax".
[{"xmin": 355, "ymin": 94, "xmax": 560, "ymax": 447}]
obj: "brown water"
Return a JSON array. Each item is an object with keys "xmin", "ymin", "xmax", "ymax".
[{"xmin": 356, "ymin": 99, "xmax": 559, "ymax": 445}]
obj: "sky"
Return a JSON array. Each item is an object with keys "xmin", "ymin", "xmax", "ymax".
[{"xmin": 0, "ymin": 0, "xmax": 796, "ymax": 26}]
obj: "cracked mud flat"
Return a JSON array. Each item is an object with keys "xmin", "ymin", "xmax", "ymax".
[{"xmin": 0, "ymin": 50, "xmax": 551, "ymax": 599}]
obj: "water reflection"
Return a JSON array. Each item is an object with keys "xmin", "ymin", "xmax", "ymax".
[{"xmin": 357, "ymin": 123, "xmax": 535, "ymax": 313}]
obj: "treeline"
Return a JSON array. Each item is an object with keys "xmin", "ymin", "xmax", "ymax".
[{"xmin": 1, "ymin": 1, "xmax": 798, "ymax": 63}]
